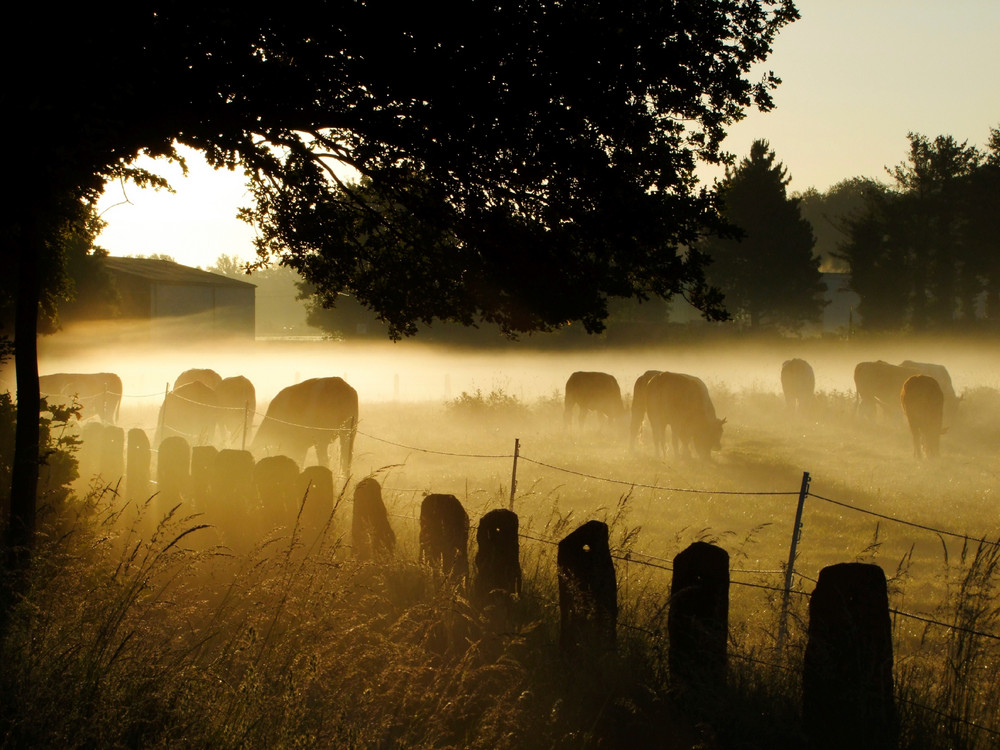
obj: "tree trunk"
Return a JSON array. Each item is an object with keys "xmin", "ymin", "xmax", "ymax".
[{"xmin": 6, "ymin": 237, "xmax": 41, "ymax": 560}]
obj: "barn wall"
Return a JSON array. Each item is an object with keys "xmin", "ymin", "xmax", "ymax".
[{"xmin": 148, "ymin": 284, "xmax": 255, "ymax": 340}]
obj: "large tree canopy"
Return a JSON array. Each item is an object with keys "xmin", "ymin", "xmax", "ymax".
[{"xmin": 3, "ymin": 1, "xmax": 797, "ymax": 547}]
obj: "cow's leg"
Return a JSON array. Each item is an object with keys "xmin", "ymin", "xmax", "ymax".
[
  {"xmin": 339, "ymin": 426, "xmax": 355, "ymax": 475},
  {"xmin": 910, "ymin": 427, "xmax": 921, "ymax": 459},
  {"xmin": 316, "ymin": 439, "xmax": 331, "ymax": 468}
]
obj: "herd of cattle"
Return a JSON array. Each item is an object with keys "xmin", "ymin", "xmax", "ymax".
[
  {"xmin": 565, "ymin": 358, "xmax": 957, "ymax": 461},
  {"xmin": 36, "ymin": 357, "xmax": 959, "ymax": 481},
  {"xmin": 40, "ymin": 369, "xmax": 360, "ymax": 475}
]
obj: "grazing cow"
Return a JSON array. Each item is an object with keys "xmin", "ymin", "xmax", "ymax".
[
  {"xmin": 173, "ymin": 368, "xmax": 222, "ymax": 392},
  {"xmin": 854, "ymin": 361, "xmax": 920, "ymax": 421},
  {"xmin": 900, "ymin": 374, "xmax": 945, "ymax": 459},
  {"xmin": 899, "ymin": 360, "xmax": 959, "ymax": 424},
  {"xmin": 781, "ymin": 359, "xmax": 815, "ymax": 413},
  {"xmin": 629, "ymin": 369, "xmax": 662, "ymax": 449},
  {"xmin": 564, "ymin": 371, "xmax": 624, "ymax": 429},
  {"xmin": 645, "ymin": 372, "xmax": 726, "ymax": 460},
  {"xmin": 214, "ymin": 375, "xmax": 256, "ymax": 447},
  {"xmin": 419, "ymin": 493, "xmax": 469, "ymax": 580},
  {"xmin": 155, "ymin": 380, "xmax": 219, "ymax": 446},
  {"xmin": 252, "ymin": 377, "xmax": 358, "ymax": 475},
  {"xmin": 39, "ymin": 372, "xmax": 122, "ymax": 423}
]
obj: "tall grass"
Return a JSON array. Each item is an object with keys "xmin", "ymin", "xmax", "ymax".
[{"xmin": 4, "ymin": 385, "xmax": 1000, "ymax": 747}]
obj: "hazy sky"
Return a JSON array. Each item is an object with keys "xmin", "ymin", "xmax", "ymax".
[{"xmin": 95, "ymin": 0, "xmax": 1000, "ymax": 269}]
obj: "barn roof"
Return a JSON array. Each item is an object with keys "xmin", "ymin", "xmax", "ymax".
[{"xmin": 103, "ymin": 257, "xmax": 256, "ymax": 289}]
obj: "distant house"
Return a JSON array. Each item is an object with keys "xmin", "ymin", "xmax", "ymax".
[{"xmin": 103, "ymin": 257, "xmax": 256, "ymax": 340}]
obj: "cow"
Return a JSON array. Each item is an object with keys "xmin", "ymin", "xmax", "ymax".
[
  {"xmin": 645, "ymin": 372, "xmax": 726, "ymax": 460},
  {"xmin": 899, "ymin": 360, "xmax": 960, "ymax": 424},
  {"xmin": 214, "ymin": 375, "xmax": 256, "ymax": 447},
  {"xmin": 39, "ymin": 372, "xmax": 122, "ymax": 423},
  {"xmin": 252, "ymin": 377, "xmax": 358, "ymax": 475},
  {"xmin": 629, "ymin": 369, "xmax": 662, "ymax": 449},
  {"xmin": 173, "ymin": 368, "xmax": 222, "ymax": 392},
  {"xmin": 854, "ymin": 360, "xmax": 920, "ymax": 421},
  {"xmin": 564, "ymin": 371, "xmax": 624, "ymax": 430},
  {"xmin": 155, "ymin": 380, "xmax": 219, "ymax": 446},
  {"xmin": 780, "ymin": 358, "xmax": 815, "ymax": 413},
  {"xmin": 900, "ymin": 374, "xmax": 945, "ymax": 459}
]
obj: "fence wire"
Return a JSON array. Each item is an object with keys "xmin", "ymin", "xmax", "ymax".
[{"xmin": 113, "ymin": 417, "xmax": 1000, "ymax": 646}]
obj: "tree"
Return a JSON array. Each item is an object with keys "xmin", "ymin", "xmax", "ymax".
[
  {"xmin": 797, "ymin": 178, "xmax": 886, "ymax": 273},
  {"xmin": 4, "ymin": 2, "xmax": 798, "ymax": 552},
  {"xmin": 700, "ymin": 140, "xmax": 825, "ymax": 330},
  {"xmin": 837, "ymin": 132, "xmax": 993, "ymax": 331}
]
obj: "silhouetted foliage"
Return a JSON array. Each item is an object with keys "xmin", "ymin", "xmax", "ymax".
[
  {"xmin": 4, "ymin": 2, "xmax": 798, "ymax": 547},
  {"xmin": 797, "ymin": 178, "xmax": 886, "ymax": 273},
  {"xmin": 700, "ymin": 139, "xmax": 826, "ymax": 330},
  {"xmin": 837, "ymin": 130, "xmax": 1000, "ymax": 331}
]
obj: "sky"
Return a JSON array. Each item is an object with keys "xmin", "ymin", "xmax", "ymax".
[{"xmin": 95, "ymin": 0, "xmax": 1000, "ymax": 270}]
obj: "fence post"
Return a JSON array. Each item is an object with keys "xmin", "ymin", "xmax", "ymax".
[
  {"xmin": 509, "ymin": 438, "xmax": 520, "ymax": 510},
  {"xmin": 473, "ymin": 508, "xmax": 521, "ymax": 606},
  {"xmin": 803, "ymin": 562, "xmax": 896, "ymax": 750},
  {"xmin": 419, "ymin": 494, "xmax": 470, "ymax": 581},
  {"xmin": 557, "ymin": 520, "xmax": 617, "ymax": 658},
  {"xmin": 241, "ymin": 400, "xmax": 249, "ymax": 452},
  {"xmin": 126, "ymin": 428, "xmax": 151, "ymax": 505},
  {"xmin": 669, "ymin": 541, "xmax": 730, "ymax": 707},
  {"xmin": 778, "ymin": 470, "xmax": 811, "ymax": 653}
]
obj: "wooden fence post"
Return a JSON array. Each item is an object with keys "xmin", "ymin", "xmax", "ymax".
[
  {"xmin": 126, "ymin": 428, "xmax": 151, "ymax": 504},
  {"xmin": 509, "ymin": 438, "xmax": 519, "ymax": 510},
  {"xmin": 557, "ymin": 520, "xmax": 617, "ymax": 657},
  {"xmin": 254, "ymin": 454, "xmax": 301, "ymax": 522},
  {"xmin": 473, "ymin": 508, "xmax": 521, "ymax": 606},
  {"xmin": 156, "ymin": 436, "xmax": 191, "ymax": 511},
  {"xmin": 668, "ymin": 541, "xmax": 729, "ymax": 704},
  {"xmin": 803, "ymin": 562, "xmax": 897, "ymax": 750},
  {"xmin": 352, "ymin": 477, "xmax": 395, "ymax": 561},
  {"xmin": 419, "ymin": 494, "xmax": 469, "ymax": 581},
  {"xmin": 297, "ymin": 465, "xmax": 335, "ymax": 535},
  {"xmin": 100, "ymin": 425, "xmax": 125, "ymax": 482},
  {"xmin": 778, "ymin": 471, "xmax": 810, "ymax": 652}
]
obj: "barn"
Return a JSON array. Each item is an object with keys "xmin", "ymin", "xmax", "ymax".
[{"xmin": 103, "ymin": 257, "xmax": 256, "ymax": 340}]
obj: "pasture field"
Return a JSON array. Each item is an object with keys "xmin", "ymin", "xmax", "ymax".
[{"xmin": 7, "ymin": 329, "xmax": 1000, "ymax": 747}]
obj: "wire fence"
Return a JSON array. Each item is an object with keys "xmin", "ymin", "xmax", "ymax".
[
  {"xmin": 106, "ymin": 396, "xmax": 1000, "ymax": 642},
  {"xmin": 43, "ymin": 379, "xmax": 1000, "ymax": 743},
  {"xmin": 65, "ymin": 399, "xmax": 1000, "ymax": 744}
]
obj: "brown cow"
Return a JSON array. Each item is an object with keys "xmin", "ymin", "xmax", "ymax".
[
  {"xmin": 173, "ymin": 368, "xmax": 223, "ymax": 392},
  {"xmin": 854, "ymin": 361, "xmax": 920, "ymax": 421},
  {"xmin": 645, "ymin": 372, "xmax": 726, "ymax": 460},
  {"xmin": 629, "ymin": 369, "xmax": 662, "ymax": 449},
  {"xmin": 215, "ymin": 375, "xmax": 256, "ymax": 448},
  {"xmin": 564, "ymin": 371, "xmax": 624, "ymax": 429},
  {"xmin": 899, "ymin": 360, "xmax": 960, "ymax": 425},
  {"xmin": 900, "ymin": 374, "xmax": 945, "ymax": 459},
  {"xmin": 252, "ymin": 377, "xmax": 358, "ymax": 475},
  {"xmin": 39, "ymin": 372, "xmax": 122, "ymax": 423},
  {"xmin": 155, "ymin": 380, "xmax": 218, "ymax": 446},
  {"xmin": 781, "ymin": 359, "xmax": 815, "ymax": 413}
]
